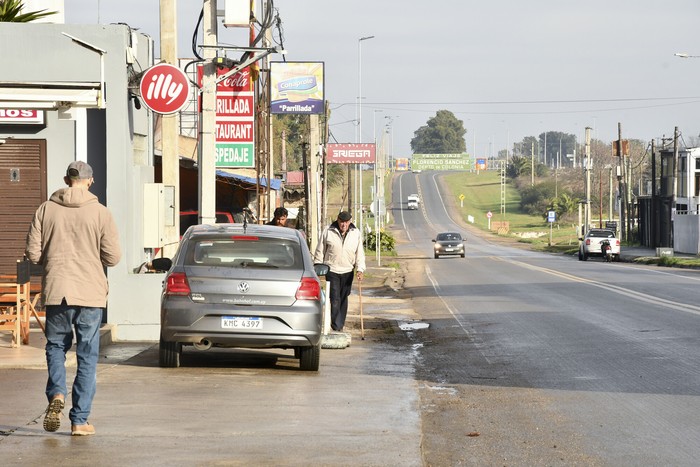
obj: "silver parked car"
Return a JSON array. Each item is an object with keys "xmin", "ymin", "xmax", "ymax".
[
  {"xmin": 432, "ymin": 232, "xmax": 465, "ymax": 258},
  {"xmin": 159, "ymin": 224, "xmax": 329, "ymax": 371}
]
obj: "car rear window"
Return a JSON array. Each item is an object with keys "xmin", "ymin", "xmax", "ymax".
[
  {"xmin": 183, "ymin": 236, "xmax": 302, "ymax": 269},
  {"xmin": 590, "ymin": 231, "xmax": 614, "ymax": 238}
]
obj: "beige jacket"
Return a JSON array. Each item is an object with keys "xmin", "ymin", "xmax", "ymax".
[
  {"xmin": 25, "ymin": 187, "xmax": 121, "ymax": 308},
  {"xmin": 313, "ymin": 222, "xmax": 366, "ymax": 274}
]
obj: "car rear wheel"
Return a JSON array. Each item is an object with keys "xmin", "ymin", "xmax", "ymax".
[
  {"xmin": 159, "ymin": 336, "xmax": 182, "ymax": 368},
  {"xmin": 299, "ymin": 344, "xmax": 320, "ymax": 371}
]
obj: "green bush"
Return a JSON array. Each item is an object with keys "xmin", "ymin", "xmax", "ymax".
[{"xmin": 364, "ymin": 229, "xmax": 396, "ymax": 252}]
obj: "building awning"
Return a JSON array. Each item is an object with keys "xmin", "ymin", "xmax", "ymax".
[
  {"xmin": 216, "ymin": 170, "xmax": 282, "ymax": 190},
  {"xmin": 0, "ymin": 81, "xmax": 103, "ymax": 109}
]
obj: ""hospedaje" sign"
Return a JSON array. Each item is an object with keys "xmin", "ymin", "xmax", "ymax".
[{"xmin": 198, "ymin": 66, "xmax": 255, "ymax": 168}]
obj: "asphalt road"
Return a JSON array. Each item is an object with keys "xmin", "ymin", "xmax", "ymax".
[
  {"xmin": 4, "ymin": 170, "xmax": 700, "ymax": 466},
  {"xmin": 394, "ymin": 170, "xmax": 700, "ymax": 466}
]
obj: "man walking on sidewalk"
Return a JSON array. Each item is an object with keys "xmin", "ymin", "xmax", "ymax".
[
  {"xmin": 313, "ymin": 211, "xmax": 365, "ymax": 332},
  {"xmin": 25, "ymin": 161, "xmax": 121, "ymax": 436}
]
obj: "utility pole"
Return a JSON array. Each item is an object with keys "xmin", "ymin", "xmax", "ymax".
[
  {"xmin": 672, "ymin": 126, "xmax": 679, "ymax": 248},
  {"xmin": 500, "ymin": 159, "xmax": 506, "ymax": 215},
  {"xmin": 585, "ymin": 127, "xmax": 591, "ymax": 235},
  {"xmin": 199, "ymin": 0, "xmax": 217, "ymax": 226},
  {"xmin": 308, "ymin": 114, "xmax": 321, "ymax": 251},
  {"xmin": 608, "ymin": 166, "xmax": 613, "ymax": 224},
  {"xmin": 598, "ymin": 169, "xmax": 603, "ymax": 228},
  {"xmin": 651, "ymin": 138, "xmax": 656, "ymax": 246},
  {"xmin": 160, "ymin": 0, "xmax": 179, "ymax": 256},
  {"xmin": 255, "ymin": 1, "xmax": 273, "ymax": 222},
  {"xmin": 322, "ymin": 102, "xmax": 330, "ymax": 226},
  {"xmin": 618, "ymin": 122, "xmax": 626, "ymax": 242},
  {"xmin": 530, "ymin": 141, "xmax": 534, "ymax": 186}
]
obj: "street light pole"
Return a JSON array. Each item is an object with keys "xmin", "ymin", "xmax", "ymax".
[
  {"xmin": 372, "ymin": 109, "xmax": 383, "ymax": 259},
  {"xmin": 357, "ymin": 35, "xmax": 374, "ymax": 237}
]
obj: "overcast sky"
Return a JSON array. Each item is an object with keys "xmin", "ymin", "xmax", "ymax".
[{"xmin": 63, "ymin": 0, "xmax": 700, "ymax": 158}]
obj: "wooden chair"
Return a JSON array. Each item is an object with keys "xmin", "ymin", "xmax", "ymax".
[{"xmin": 0, "ymin": 259, "xmax": 44, "ymax": 347}]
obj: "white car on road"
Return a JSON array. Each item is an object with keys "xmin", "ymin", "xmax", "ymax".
[{"xmin": 579, "ymin": 228, "xmax": 621, "ymax": 261}]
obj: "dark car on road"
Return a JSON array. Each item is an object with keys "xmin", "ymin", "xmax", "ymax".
[
  {"xmin": 159, "ymin": 224, "xmax": 328, "ymax": 371},
  {"xmin": 432, "ymin": 232, "xmax": 465, "ymax": 258}
]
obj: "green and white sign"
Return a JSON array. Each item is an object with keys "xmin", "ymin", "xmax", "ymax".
[
  {"xmin": 411, "ymin": 153, "xmax": 474, "ymax": 171},
  {"xmin": 216, "ymin": 143, "xmax": 255, "ymax": 167}
]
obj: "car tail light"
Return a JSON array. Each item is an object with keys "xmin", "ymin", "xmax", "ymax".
[
  {"xmin": 615, "ymin": 239, "xmax": 620, "ymax": 246},
  {"xmin": 166, "ymin": 272, "xmax": 191, "ymax": 296},
  {"xmin": 231, "ymin": 235, "xmax": 259, "ymax": 241},
  {"xmin": 296, "ymin": 277, "xmax": 321, "ymax": 300},
  {"xmin": 585, "ymin": 239, "xmax": 591, "ymax": 245}
]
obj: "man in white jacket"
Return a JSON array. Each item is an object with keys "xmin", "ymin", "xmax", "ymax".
[{"xmin": 313, "ymin": 211, "xmax": 365, "ymax": 332}]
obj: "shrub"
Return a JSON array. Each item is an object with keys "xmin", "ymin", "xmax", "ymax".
[{"xmin": 364, "ymin": 229, "xmax": 396, "ymax": 252}]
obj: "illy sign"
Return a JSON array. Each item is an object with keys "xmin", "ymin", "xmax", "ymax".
[{"xmin": 139, "ymin": 63, "xmax": 191, "ymax": 114}]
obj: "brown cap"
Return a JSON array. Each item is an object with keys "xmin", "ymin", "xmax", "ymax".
[
  {"xmin": 337, "ymin": 211, "xmax": 352, "ymax": 221},
  {"xmin": 66, "ymin": 161, "xmax": 93, "ymax": 179}
]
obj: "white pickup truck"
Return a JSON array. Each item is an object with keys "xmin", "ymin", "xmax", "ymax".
[{"xmin": 407, "ymin": 194, "xmax": 420, "ymax": 210}]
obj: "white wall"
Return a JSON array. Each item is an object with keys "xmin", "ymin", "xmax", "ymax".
[{"xmin": 1, "ymin": 24, "xmax": 162, "ymax": 340}]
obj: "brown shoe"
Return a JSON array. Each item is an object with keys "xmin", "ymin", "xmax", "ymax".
[
  {"xmin": 43, "ymin": 396, "xmax": 65, "ymax": 432},
  {"xmin": 71, "ymin": 422, "xmax": 95, "ymax": 436}
]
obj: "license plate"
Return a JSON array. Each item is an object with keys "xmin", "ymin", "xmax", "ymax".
[
  {"xmin": 445, "ymin": 248, "xmax": 454, "ymax": 252},
  {"xmin": 221, "ymin": 316, "xmax": 262, "ymax": 329}
]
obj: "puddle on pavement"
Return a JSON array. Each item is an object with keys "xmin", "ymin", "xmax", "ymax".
[{"xmin": 399, "ymin": 321, "xmax": 429, "ymax": 331}]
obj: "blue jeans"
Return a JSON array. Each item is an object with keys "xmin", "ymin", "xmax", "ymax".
[{"xmin": 45, "ymin": 305, "xmax": 102, "ymax": 425}]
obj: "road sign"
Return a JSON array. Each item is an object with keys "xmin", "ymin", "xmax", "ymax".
[
  {"xmin": 459, "ymin": 194, "xmax": 465, "ymax": 201},
  {"xmin": 139, "ymin": 63, "xmax": 191, "ymax": 114},
  {"xmin": 548, "ymin": 210, "xmax": 556, "ymax": 223},
  {"xmin": 486, "ymin": 211, "xmax": 493, "ymax": 218}
]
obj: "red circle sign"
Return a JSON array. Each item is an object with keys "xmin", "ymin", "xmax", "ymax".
[
  {"xmin": 139, "ymin": 63, "xmax": 191, "ymax": 114},
  {"xmin": 487, "ymin": 211, "xmax": 493, "ymax": 218}
]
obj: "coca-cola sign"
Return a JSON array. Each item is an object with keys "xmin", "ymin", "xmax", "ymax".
[{"xmin": 139, "ymin": 63, "xmax": 191, "ymax": 114}]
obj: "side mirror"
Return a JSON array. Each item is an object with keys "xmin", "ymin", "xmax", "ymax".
[
  {"xmin": 314, "ymin": 263, "xmax": 330, "ymax": 277},
  {"xmin": 151, "ymin": 258, "xmax": 172, "ymax": 272},
  {"xmin": 431, "ymin": 239, "xmax": 436, "ymax": 243}
]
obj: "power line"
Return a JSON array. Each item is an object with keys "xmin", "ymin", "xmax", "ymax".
[{"xmin": 331, "ymin": 96, "xmax": 700, "ymax": 108}]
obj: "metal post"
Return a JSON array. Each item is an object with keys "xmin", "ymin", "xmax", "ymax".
[
  {"xmin": 357, "ymin": 35, "xmax": 374, "ymax": 237},
  {"xmin": 199, "ymin": 0, "xmax": 217, "ymax": 226},
  {"xmin": 618, "ymin": 123, "xmax": 626, "ymax": 242},
  {"xmin": 585, "ymin": 127, "xmax": 592, "ymax": 233},
  {"xmin": 160, "ymin": 0, "xmax": 179, "ymax": 256}
]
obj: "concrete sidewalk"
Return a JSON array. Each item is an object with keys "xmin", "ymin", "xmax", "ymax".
[{"xmin": 0, "ymin": 261, "xmax": 423, "ymax": 467}]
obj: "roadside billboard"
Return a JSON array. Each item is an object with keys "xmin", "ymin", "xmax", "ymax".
[
  {"xmin": 411, "ymin": 153, "xmax": 474, "ymax": 171},
  {"xmin": 197, "ymin": 65, "xmax": 255, "ymax": 168},
  {"xmin": 326, "ymin": 143, "xmax": 375, "ymax": 164},
  {"xmin": 270, "ymin": 62, "xmax": 325, "ymax": 115}
]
